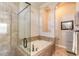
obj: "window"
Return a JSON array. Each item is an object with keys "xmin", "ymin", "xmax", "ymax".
[{"xmin": 0, "ymin": 23, "xmax": 7, "ymax": 34}]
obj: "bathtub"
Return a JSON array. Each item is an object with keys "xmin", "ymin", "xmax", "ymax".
[{"xmin": 16, "ymin": 39, "xmax": 55, "ymax": 56}]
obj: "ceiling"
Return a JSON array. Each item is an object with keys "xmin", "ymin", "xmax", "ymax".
[
  {"xmin": 30, "ymin": 2, "xmax": 57, "ymax": 9},
  {"xmin": 30, "ymin": 2, "xmax": 46, "ymax": 8}
]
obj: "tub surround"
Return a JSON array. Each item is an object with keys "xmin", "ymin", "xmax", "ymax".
[
  {"xmin": 16, "ymin": 36, "xmax": 55, "ymax": 56},
  {"xmin": 31, "ymin": 36, "xmax": 55, "ymax": 41}
]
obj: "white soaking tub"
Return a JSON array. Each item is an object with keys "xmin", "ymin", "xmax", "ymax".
[{"xmin": 31, "ymin": 40, "xmax": 54, "ymax": 56}]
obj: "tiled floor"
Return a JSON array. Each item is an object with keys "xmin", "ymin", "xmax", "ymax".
[
  {"xmin": 53, "ymin": 46, "xmax": 75, "ymax": 56},
  {"xmin": 53, "ymin": 46, "xmax": 67, "ymax": 56}
]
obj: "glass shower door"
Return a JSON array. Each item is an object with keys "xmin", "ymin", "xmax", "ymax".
[{"xmin": 18, "ymin": 3, "xmax": 31, "ymax": 56}]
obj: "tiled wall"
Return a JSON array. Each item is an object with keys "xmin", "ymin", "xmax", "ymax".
[
  {"xmin": 11, "ymin": 3, "xmax": 19, "ymax": 55},
  {"xmin": 0, "ymin": 2, "xmax": 19, "ymax": 55}
]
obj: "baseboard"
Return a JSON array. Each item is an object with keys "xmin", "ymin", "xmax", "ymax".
[
  {"xmin": 66, "ymin": 50, "xmax": 76, "ymax": 56},
  {"xmin": 31, "ymin": 35, "xmax": 40, "ymax": 37},
  {"xmin": 56, "ymin": 44, "xmax": 66, "ymax": 49}
]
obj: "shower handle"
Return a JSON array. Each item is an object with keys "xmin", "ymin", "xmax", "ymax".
[{"xmin": 23, "ymin": 38, "xmax": 27, "ymax": 48}]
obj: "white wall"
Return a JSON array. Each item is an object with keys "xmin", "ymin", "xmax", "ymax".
[
  {"xmin": 55, "ymin": 3, "xmax": 76, "ymax": 52},
  {"xmin": 39, "ymin": 3, "xmax": 57, "ymax": 38},
  {"xmin": 30, "ymin": 3, "xmax": 58, "ymax": 38},
  {"xmin": 61, "ymin": 15, "xmax": 75, "ymax": 51},
  {"xmin": 31, "ymin": 6, "xmax": 40, "ymax": 37}
]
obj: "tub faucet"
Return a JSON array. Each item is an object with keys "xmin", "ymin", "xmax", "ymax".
[
  {"xmin": 36, "ymin": 47, "xmax": 38, "ymax": 51},
  {"xmin": 32, "ymin": 44, "xmax": 34, "ymax": 51},
  {"xmin": 32, "ymin": 44, "xmax": 38, "ymax": 51}
]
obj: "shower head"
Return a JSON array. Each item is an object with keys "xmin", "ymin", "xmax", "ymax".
[{"xmin": 25, "ymin": 2, "xmax": 31, "ymax": 5}]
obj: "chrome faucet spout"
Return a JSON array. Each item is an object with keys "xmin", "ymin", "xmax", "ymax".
[{"xmin": 32, "ymin": 44, "xmax": 34, "ymax": 51}]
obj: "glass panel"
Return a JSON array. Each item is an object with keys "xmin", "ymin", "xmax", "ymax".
[
  {"xmin": 18, "ymin": 2, "xmax": 31, "ymax": 56},
  {"xmin": 18, "ymin": 3, "xmax": 29, "ymax": 14},
  {"xmin": 76, "ymin": 2, "xmax": 79, "ymax": 55}
]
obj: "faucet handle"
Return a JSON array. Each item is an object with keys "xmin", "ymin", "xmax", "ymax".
[
  {"xmin": 32, "ymin": 44, "xmax": 34, "ymax": 51},
  {"xmin": 36, "ymin": 47, "xmax": 38, "ymax": 51}
]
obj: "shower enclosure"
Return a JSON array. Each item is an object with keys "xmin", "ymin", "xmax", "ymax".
[
  {"xmin": 17, "ymin": 2, "xmax": 31, "ymax": 56},
  {"xmin": 17, "ymin": 2, "xmax": 56, "ymax": 56}
]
